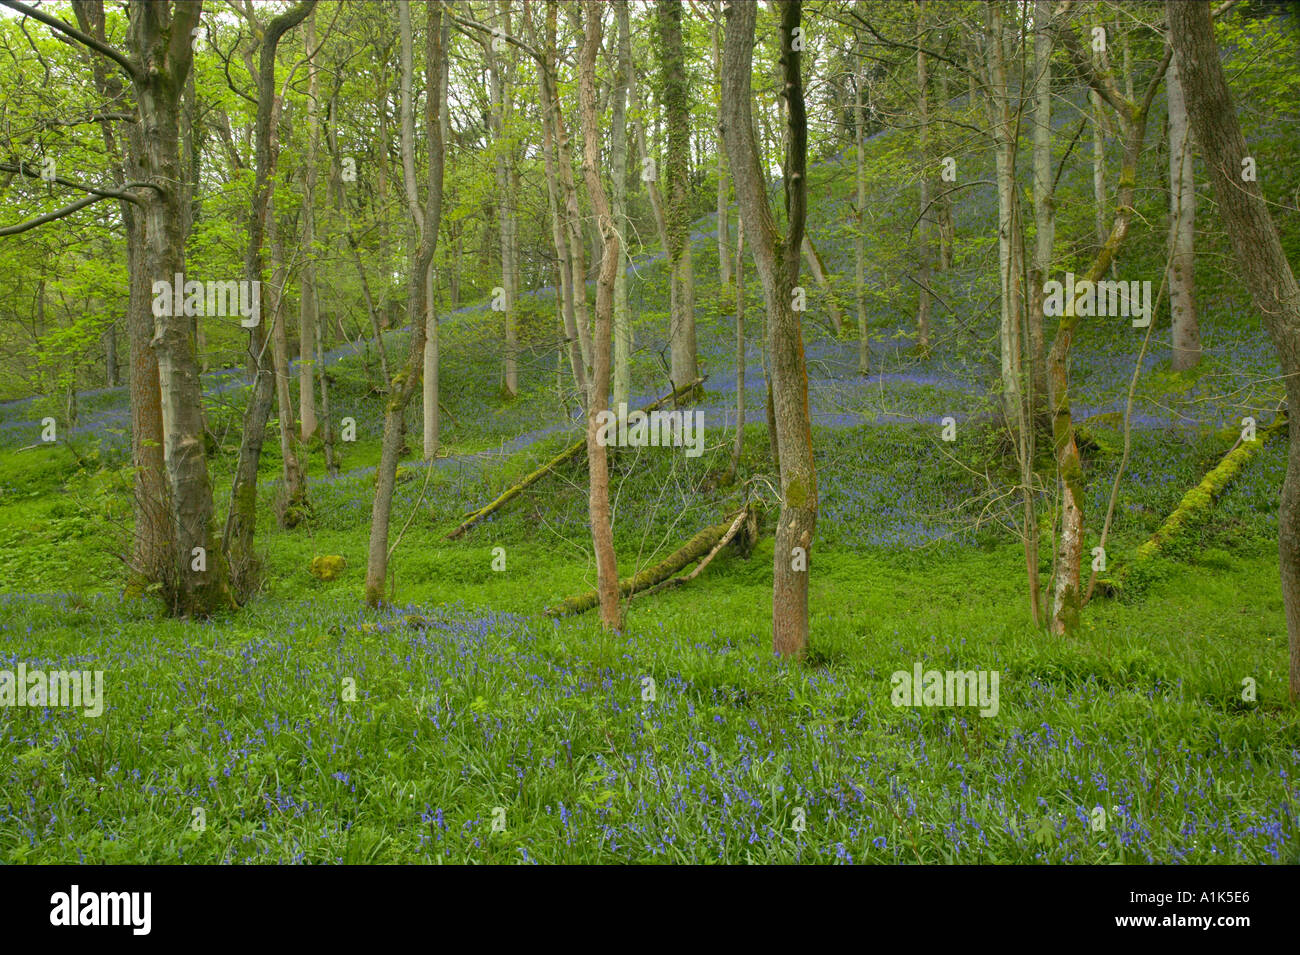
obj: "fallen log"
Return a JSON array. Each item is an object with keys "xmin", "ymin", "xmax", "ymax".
[
  {"xmin": 1097, "ymin": 412, "xmax": 1287, "ymax": 594},
  {"xmin": 545, "ymin": 506, "xmax": 755, "ymax": 617},
  {"xmin": 446, "ymin": 377, "xmax": 704, "ymax": 540}
]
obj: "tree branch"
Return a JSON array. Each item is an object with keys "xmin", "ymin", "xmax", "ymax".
[
  {"xmin": 0, "ymin": 191, "xmax": 125, "ymax": 235},
  {"xmin": 0, "ymin": 0, "xmax": 139, "ymax": 81}
]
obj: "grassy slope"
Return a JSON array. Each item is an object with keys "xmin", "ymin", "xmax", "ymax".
[{"xmin": 1, "ymin": 72, "xmax": 1298, "ymax": 863}]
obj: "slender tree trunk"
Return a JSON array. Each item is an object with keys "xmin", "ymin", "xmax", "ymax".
[
  {"xmin": 1167, "ymin": 48, "xmax": 1200, "ymax": 371},
  {"xmin": 722, "ymin": 0, "xmax": 816, "ymax": 658},
  {"xmin": 578, "ymin": 0, "xmax": 621, "ymax": 630},
  {"xmin": 658, "ymin": 0, "xmax": 699, "ymax": 395},
  {"xmin": 299, "ymin": 8, "xmax": 320, "ymax": 441},
  {"xmin": 984, "ymin": 2, "xmax": 1023, "ymax": 431},
  {"xmin": 1046, "ymin": 18, "xmax": 1170, "ymax": 634},
  {"xmin": 424, "ymin": 24, "xmax": 449, "ymax": 461},
  {"xmin": 713, "ymin": 0, "xmax": 730, "ymax": 289},
  {"xmin": 728, "ymin": 219, "xmax": 746, "ymax": 480},
  {"xmin": 1091, "ymin": 88, "xmax": 1108, "ymax": 254},
  {"xmin": 222, "ymin": 1, "xmax": 314, "ymax": 598},
  {"xmin": 531, "ymin": 8, "xmax": 588, "ymax": 402},
  {"xmin": 364, "ymin": 0, "xmax": 445, "ymax": 607},
  {"xmin": 612, "ymin": 0, "xmax": 632, "ymax": 411},
  {"xmin": 268, "ymin": 198, "xmax": 307, "ymax": 524},
  {"xmin": 934, "ymin": 39, "xmax": 955, "ymax": 270},
  {"xmin": 916, "ymin": 0, "xmax": 932, "ymax": 351},
  {"xmin": 1029, "ymin": 0, "xmax": 1053, "ymax": 417},
  {"xmin": 487, "ymin": 0, "xmax": 518, "ymax": 399},
  {"xmin": 855, "ymin": 54, "xmax": 869, "ymax": 374},
  {"xmin": 1168, "ymin": 0, "xmax": 1300, "ymax": 700}
]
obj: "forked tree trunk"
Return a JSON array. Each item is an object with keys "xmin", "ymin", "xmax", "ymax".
[
  {"xmin": 130, "ymin": 0, "xmax": 230, "ymax": 615},
  {"xmin": 722, "ymin": 0, "xmax": 816, "ymax": 658},
  {"xmin": 1168, "ymin": 0, "xmax": 1300, "ymax": 700},
  {"xmin": 1046, "ymin": 17, "xmax": 1170, "ymax": 634}
]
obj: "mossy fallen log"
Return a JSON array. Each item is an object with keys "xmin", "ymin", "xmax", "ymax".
[
  {"xmin": 1098, "ymin": 413, "xmax": 1287, "ymax": 594},
  {"xmin": 446, "ymin": 377, "xmax": 705, "ymax": 540},
  {"xmin": 545, "ymin": 507, "xmax": 755, "ymax": 617}
]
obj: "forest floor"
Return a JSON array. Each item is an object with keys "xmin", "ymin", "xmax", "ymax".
[{"xmin": 1, "ymin": 131, "xmax": 1297, "ymax": 863}]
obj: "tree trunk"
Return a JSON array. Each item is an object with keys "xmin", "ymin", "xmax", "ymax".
[
  {"xmin": 268, "ymin": 197, "xmax": 307, "ymax": 525},
  {"xmin": 1168, "ymin": 0, "xmax": 1300, "ymax": 700},
  {"xmin": 915, "ymin": 0, "xmax": 932, "ymax": 351},
  {"xmin": 1029, "ymin": 0, "xmax": 1053, "ymax": 416},
  {"xmin": 1091, "ymin": 88, "xmax": 1108, "ymax": 255},
  {"xmin": 801, "ymin": 234, "xmax": 843, "ymax": 335},
  {"xmin": 722, "ymin": 0, "xmax": 816, "ymax": 658},
  {"xmin": 612, "ymin": 0, "xmax": 632, "ymax": 412},
  {"xmin": 657, "ymin": 0, "xmax": 699, "ymax": 394},
  {"xmin": 531, "ymin": 8, "xmax": 588, "ymax": 402},
  {"xmin": 984, "ymin": 2, "xmax": 1023, "ymax": 431},
  {"xmin": 1046, "ymin": 17, "xmax": 1170, "ymax": 634},
  {"xmin": 130, "ymin": 0, "xmax": 230, "ymax": 615},
  {"xmin": 854, "ymin": 54, "xmax": 869, "ymax": 374},
  {"xmin": 71, "ymin": 0, "xmax": 172, "ymax": 590},
  {"xmin": 1167, "ymin": 48, "xmax": 1200, "ymax": 371},
  {"xmin": 487, "ymin": 0, "xmax": 519, "ymax": 399},
  {"xmin": 578, "ymin": 0, "xmax": 621, "ymax": 630},
  {"xmin": 364, "ymin": 0, "xmax": 445, "ymax": 607},
  {"xmin": 222, "ymin": 1, "xmax": 314, "ymax": 599},
  {"xmin": 299, "ymin": 8, "xmax": 320, "ymax": 441},
  {"xmin": 728, "ymin": 219, "xmax": 746, "ymax": 481},
  {"xmin": 713, "ymin": 1, "xmax": 731, "ymax": 289}
]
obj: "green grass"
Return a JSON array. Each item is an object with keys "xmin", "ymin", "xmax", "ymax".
[{"xmin": 0, "ymin": 538, "xmax": 1294, "ymax": 864}]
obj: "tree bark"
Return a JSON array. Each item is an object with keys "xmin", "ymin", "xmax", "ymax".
[
  {"xmin": 299, "ymin": 7, "xmax": 320, "ymax": 441},
  {"xmin": 1029, "ymin": 0, "xmax": 1053, "ymax": 416},
  {"xmin": 712, "ymin": 0, "xmax": 730, "ymax": 289},
  {"xmin": 222, "ymin": 0, "xmax": 314, "ymax": 599},
  {"xmin": 916, "ymin": 0, "xmax": 932, "ymax": 351},
  {"xmin": 611, "ymin": 0, "xmax": 632, "ymax": 411},
  {"xmin": 1168, "ymin": 0, "xmax": 1300, "ymax": 700},
  {"xmin": 1047, "ymin": 17, "xmax": 1170, "ymax": 634},
  {"xmin": 487, "ymin": 0, "xmax": 519, "ymax": 399},
  {"xmin": 129, "ymin": 0, "xmax": 231, "ymax": 615},
  {"xmin": 578, "ymin": 0, "xmax": 621, "ymax": 630},
  {"xmin": 983, "ymin": 1, "xmax": 1023, "ymax": 430},
  {"xmin": 722, "ymin": 0, "xmax": 816, "ymax": 658},
  {"xmin": 1166, "ymin": 47, "xmax": 1200, "ymax": 371},
  {"xmin": 854, "ymin": 53, "xmax": 869, "ymax": 374},
  {"xmin": 364, "ymin": 0, "xmax": 445, "ymax": 607},
  {"xmin": 71, "ymin": 0, "xmax": 173, "ymax": 591},
  {"xmin": 657, "ymin": 0, "xmax": 699, "ymax": 394}
]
